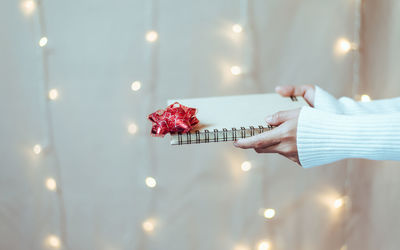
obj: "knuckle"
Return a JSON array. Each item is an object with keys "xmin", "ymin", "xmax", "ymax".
[
  {"xmin": 273, "ymin": 112, "xmax": 281, "ymax": 122},
  {"xmin": 280, "ymin": 126, "xmax": 291, "ymax": 137},
  {"xmin": 280, "ymin": 145, "xmax": 289, "ymax": 154},
  {"xmin": 279, "ymin": 145, "xmax": 290, "ymax": 154}
]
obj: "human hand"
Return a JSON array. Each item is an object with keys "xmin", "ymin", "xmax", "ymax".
[
  {"xmin": 275, "ymin": 84, "xmax": 315, "ymax": 107},
  {"xmin": 233, "ymin": 85, "xmax": 315, "ymax": 165},
  {"xmin": 234, "ymin": 108, "xmax": 302, "ymax": 165}
]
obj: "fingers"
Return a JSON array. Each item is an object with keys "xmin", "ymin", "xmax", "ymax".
[
  {"xmin": 275, "ymin": 85, "xmax": 315, "ymax": 107},
  {"xmin": 275, "ymin": 85, "xmax": 311, "ymax": 97},
  {"xmin": 254, "ymin": 145, "xmax": 279, "ymax": 154},
  {"xmin": 233, "ymin": 130, "xmax": 280, "ymax": 149},
  {"xmin": 254, "ymin": 145, "xmax": 301, "ymax": 165},
  {"xmin": 265, "ymin": 109, "xmax": 300, "ymax": 126}
]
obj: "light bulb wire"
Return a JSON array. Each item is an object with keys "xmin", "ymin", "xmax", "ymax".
[
  {"xmin": 343, "ymin": 0, "xmax": 363, "ymax": 248},
  {"xmin": 352, "ymin": 0, "xmax": 362, "ymax": 96},
  {"xmin": 36, "ymin": 0, "xmax": 69, "ymax": 248},
  {"xmin": 246, "ymin": 0, "xmax": 263, "ymax": 93},
  {"xmin": 134, "ymin": 0, "xmax": 160, "ymax": 249}
]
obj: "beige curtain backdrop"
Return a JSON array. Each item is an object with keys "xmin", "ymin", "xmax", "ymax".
[{"xmin": 1, "ymin": 0, "xmax": 399, "ymax": 249}]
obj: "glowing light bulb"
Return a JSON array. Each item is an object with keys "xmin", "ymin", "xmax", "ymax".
[
  {"xmin": 145, "ymin": 177, "xmax": 157, "ymax": 188},
  {"xmin": 361, "ymin": 94, "xmax": 371, "ymax": 102},
  {"xmin": 128, "ymin": 123, "xmax": 138, "ymax": 135},
  {"xmin": 22, "ymin": 0, "xmax": 36, "ymax": 14},
  {"xmin": 33, "ymin": 144, "xmax": 42, "ymax": 155},
  {"xmin": 48, "ymin": 89, "xmax": 59, "ymax": 100},
  {"xmin": 142, "ymin": 219, "xmax": 155, "ymax": 232},
  {"xmin": 340, "ymin": 39, "xmax": 351, "ymax": 52},
  {"xmin": 241, "ymin": 161, "xmax": 252, "ymax": 172},
  {"xmin": 146, "ymin": 30, "xmax": 158, "ymax": 42},
  {"xmin": 263, "ymin": 208, "xmax": 276, "ymax": 219},
  {"xmin": 131, "ymin": 81, "xmax": 141, "ymax": 91},
  {"xmin": 333, "ymin": 198, "xmax": 344, "ymax": 209},
  {"xmin": 257, "ymin": 241, "xmax": 271, "ymax": 250},
  {"xmin": 45, "ymin": 178, "xmax": 57, "ymax": 191},
  {"xmin": 46, "ymin": 235, "xmax": 61, "ymax": 248},
  {"xmin": 336, "ymin": 38, "xmax": 358, "ymax": 54},
  {"xmin": 230, "ymin": 66, "xmax": 242, "ymax": 76},
  {"xmin": 232, "ymin": 24, "xmax": 243, "ymax": 33},
  {"xmin": 338, "ymin": 38, "xmax": 351, "ymax": 53},
  {"xmin": 39, "ymin": 37, "xmax": 48, "ymax": 47}
]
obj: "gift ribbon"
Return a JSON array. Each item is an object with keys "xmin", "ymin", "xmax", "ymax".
[{"xmin": 148, "ymin": 102, "xmax": 199, "ymax": 137}]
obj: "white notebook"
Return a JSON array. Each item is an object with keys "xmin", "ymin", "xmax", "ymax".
[{"xmin": 167, "ymin": 93, "xmax": 308, "ymax": 145}]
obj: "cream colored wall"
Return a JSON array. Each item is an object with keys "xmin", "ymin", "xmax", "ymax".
[{"xmin": 0, "ymin": 0, "xmax": 399, "ymax": 250}]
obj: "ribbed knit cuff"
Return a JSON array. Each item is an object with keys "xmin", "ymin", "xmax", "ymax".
[
  {"xmin": 313, "ymin": 86, "xmax": 343, "ymax": 114},
  {"xmin": 297, "ymin": 106, "xmax": 400, "ymax": 168},
  {"xmin": 314, "ymin": 86, "xmax": 400, "ymax": 115},
  {"xmin": 338, "ymin": 96, "xmax": 400, "ymax": 115}
]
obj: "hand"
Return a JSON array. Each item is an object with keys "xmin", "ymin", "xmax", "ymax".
[
  {"xmin": 233, "ymin": 85, "xmax": 316, "ymax": 166},
  {"xmin": 275, "ymin": 84, "xmax": 315, "ymax": 107},
  {"xmin": 234, "ymin": 108, "xmax": 302, "ymax": 165}
]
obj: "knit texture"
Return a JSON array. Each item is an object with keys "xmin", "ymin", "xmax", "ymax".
[
  {"xmin": 314, "ymin": 86, "xmax": 400, "ymax": 115},
  {"xmin": 297, "ymin": 88, "xmax": 400, "ymax": 168}
]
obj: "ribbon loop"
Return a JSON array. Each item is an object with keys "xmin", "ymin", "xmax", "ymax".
[{"xmin": 148, "ymin": 102, "xmax": 199, "ymax": 137}]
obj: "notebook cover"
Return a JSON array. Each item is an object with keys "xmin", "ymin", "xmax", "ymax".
[{"xmin": 167, "ymin": 93, "xmax": 309, "ymax": 132}]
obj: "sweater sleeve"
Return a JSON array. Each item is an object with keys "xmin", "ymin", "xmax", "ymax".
[
  {"xmin": 297, "ymin": 106, "xmax": 400, "ymax": 168},
  {"xmin": 314, "ymin": 86, "xmax": 400, "ymax": 115}
]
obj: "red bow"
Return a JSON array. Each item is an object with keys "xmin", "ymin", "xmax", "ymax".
[{"xmin": 148, "ymin": 102, "xmax": 199, "ymax": 137}]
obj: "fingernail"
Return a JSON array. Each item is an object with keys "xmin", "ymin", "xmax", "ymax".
[
  {"xmin": 275, "ymin": 86, "xmax": 282, "ymax": 91},
  {"xmin": 233, "ymin": 141, "xmax": 239, "ymax": 147},
  {"xmin": 266, "ymin": 116, "xmax": 272, "ymax": 123}
]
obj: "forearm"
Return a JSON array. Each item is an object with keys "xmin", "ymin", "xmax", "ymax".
[
  {"xmin": 314, "ymin": 86, "xmax": 400, "ymax": 115},
  {"xmin": 297, "ymin": 107, "xmax": 400, "ymax": 168}
]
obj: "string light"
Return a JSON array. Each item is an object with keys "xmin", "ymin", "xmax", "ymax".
[
  {"xmin": 336, "ymin": 38, "xmax": 358, "ymax": 54},
  {"xmin": 33, "ymin": 144, "xmax": 42, "ymax": 155},
  {"xmin": 232, "ymin": 24, "xmax": 243, "ymax": 33},
  {"xmin": 20, "ymin": 1, "xmax": 359, "ymax": 249},
  {"xmin": 339, "ymin": 39, "xmax": 351, "ymax": 53},
  {"xmin": 128, "ymin": 123, "xmax": 138, "ymax": 135},
  {"xmin": 240, "ymin": 161, "xmax": 251, "ymax": 172},
  {"xmin": 131, "ymin": 81, "xmax": 141, "ymax": 91},
  {"xmin": 142, "ymin": 219, "xmax": 155, "ymax": 233},
  {"xmin": 45, "ymin": 178, "xmax": 57, "ymax": 191},
  {"xmin": 360, "ymin": 94, "xmax": 371, "ymax": 102},
  {"xmin": 145, "ymin": 176, "xmax": 157, "ymax": 188},
  {"xmin": 39, "ymin": 37, "xmax": 48, "ymax": 47},
  {"xmin": 46, "ymin": 235, "xmax": 61, "ymax": 248},
  {"xmin": 333, "ymin": 197, "xmax": 344, "ymax": 209},
  {"xmin": 48, "ymin": 89, "xmax": 59, "ymax": 100},
  {"xmin": 142, "ymin": 0, "xmax": 160, "ymax": 244},
  {"xmin": 263, "ymin": 208, "xmax": 276, "ymax": 219},
  {"xmin": 31, "ymin": 1, "xmax": 67, "ymax": 247},
  {"xmin": 257, "ymin": 241, "xmax": 271, "ymax": 250},
  {"xmin": 146, "ymin": 30, "xmax": 158, "ymax": 42},
  {"xmin": 21, "ymin": 0, "xmax": 36, "ymax": 14},
  {"xmin": 230, "ymin": 65, "xmax": 242, "ymax": 76}
]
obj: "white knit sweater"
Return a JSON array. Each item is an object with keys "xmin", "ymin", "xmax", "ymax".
[{"xmin": 297, "ymin": 86, "xmax": 400, "ymax": 168}]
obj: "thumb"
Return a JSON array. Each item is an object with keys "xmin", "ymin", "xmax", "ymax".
[{"xmin": 265, "ymin": 109, "xmax": 300, "ymax": 126}]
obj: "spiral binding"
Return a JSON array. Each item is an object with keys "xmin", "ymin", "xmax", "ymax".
[{"xmin": 174, "ymin": 125, "xmax": 274, "ymax": 145}]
